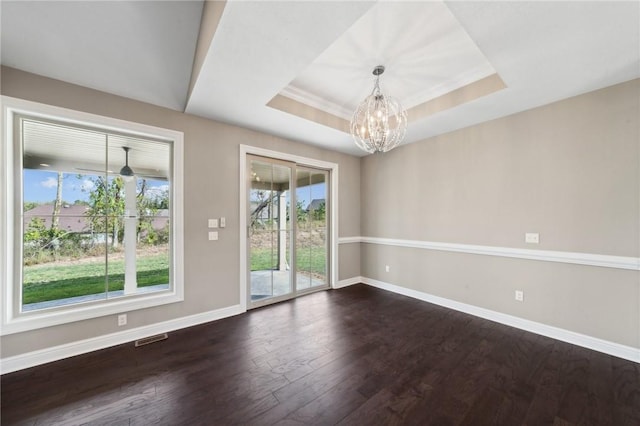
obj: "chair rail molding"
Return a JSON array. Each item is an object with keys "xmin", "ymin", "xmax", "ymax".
[{"xmin": 338, "ymin": 236, "xmax": 640, "ymax": 271}]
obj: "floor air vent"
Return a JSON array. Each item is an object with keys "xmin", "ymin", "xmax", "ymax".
[{"xmin": 135, "ymin": 333, "xmax": 168, "ymax": 347}]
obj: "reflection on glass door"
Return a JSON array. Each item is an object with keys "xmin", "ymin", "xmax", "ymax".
[
  {"xmin": 295, "ymin": 168, "xmax": 328, "ymax": 290},
  {"xmin": 249, "ymin": 157, "xmax": 292, "ymax": 303}
]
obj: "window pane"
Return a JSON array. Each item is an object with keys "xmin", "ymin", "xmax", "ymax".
[
  {"xmin": 137, "ymin": 211, "xmax": 170, "ymax": 293},
  {"xmin": 20, "ymin": 118, "xmax": 172, "ymax": 311},
  {"xmin": 295, "ymin": 168, "xmax": 328, "ymax": 290},
  {"xmin": 249, "ymin": 159, "xmax": 293, "ymax": 301},
  {"xmin": 22, "ymin": 214, "xmax": 109, "ymax": 311}
]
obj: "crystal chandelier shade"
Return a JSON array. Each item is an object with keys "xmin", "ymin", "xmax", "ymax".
[{"xmin": 350, "ymin": 66, "xmax": 407, "ymax": 154}]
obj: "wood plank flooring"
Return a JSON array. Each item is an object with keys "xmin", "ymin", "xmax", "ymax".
[{"xmin": 1, "ymin": 284, "xmax": 639, "ymax": 425}]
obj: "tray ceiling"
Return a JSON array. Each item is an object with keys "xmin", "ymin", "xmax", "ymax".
[{"xmin": 2, "ymin": 1, "xmax": 638, "ymax": 157}]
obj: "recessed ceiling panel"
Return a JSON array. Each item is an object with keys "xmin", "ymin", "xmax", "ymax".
[{"xmin": 280, "ymin": 0, "xmax": 497, "ymax": 120}]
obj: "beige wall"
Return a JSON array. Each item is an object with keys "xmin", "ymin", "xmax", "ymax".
[
  {"xmin": 2, "ymin": 66, "xmax": 637, "ymax": 359},
  {"xmin": 338, "ymin": 243, "xmax": 360, "ymax": 281},
  {"xmin": 361, "ymin": 79, "xmax": 640, "ymax": 348},
  {"xmin": 0, "ymin": 66, "xmax": 361, "ymax": 357}
]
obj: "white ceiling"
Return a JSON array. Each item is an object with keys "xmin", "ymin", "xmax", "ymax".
[
  {"xmin": 282, "ymin": 1, "xmax": 496, "ymax": 119},
  {"xmin": 0, "ymin": 0, "xmax": 203, "ymax": 111},
  {"xmin": 2, "ymin": 1, "xmax": 639, "ymax": 157}
]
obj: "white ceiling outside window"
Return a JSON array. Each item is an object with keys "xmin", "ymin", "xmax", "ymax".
[{"xmin": 22, "ymin": 119, "xmax": 171, "ymax": 180}]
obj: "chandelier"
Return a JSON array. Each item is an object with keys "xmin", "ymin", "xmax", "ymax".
[{"xmin": 350, "ymin": 65, "xmax": 407, "ymax": 154}]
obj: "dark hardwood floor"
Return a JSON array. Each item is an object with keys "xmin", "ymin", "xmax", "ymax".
[{"xmin": 2, "ymin": 284, "xmax": 639, "ymax": 425}]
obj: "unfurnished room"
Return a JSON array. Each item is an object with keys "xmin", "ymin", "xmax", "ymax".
[{"xmin": 0, "ymin": 1, "xmax": 639, "ymax": 424}]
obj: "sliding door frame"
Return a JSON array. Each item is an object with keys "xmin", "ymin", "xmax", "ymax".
[
  {"xmin": 246, "ymin": 154, "xmax": 296, "ymax": 309},
  {"xmin": 239, "ymin": 145, "xmax": 339, "ymax": 312}
]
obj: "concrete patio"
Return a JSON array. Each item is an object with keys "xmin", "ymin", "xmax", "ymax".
[{"xmin": 251, "ymin": 270, "xmax": 325, "ymax": 301}]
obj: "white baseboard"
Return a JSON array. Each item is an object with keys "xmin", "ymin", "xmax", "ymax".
[
  {"xmin": 333, "ymin": 276, "xmax": 363, "ymax": 289},
  {"xmin": 0, "ymin": 304, "xmax": 245, "ymax": 374},
  {"xmin": 361, "ymin": 277, "xmax": 640, "ymax": 363},
  {"xmin": 5, "ymin": 277, "xmax": 639, "ymax": 374}
]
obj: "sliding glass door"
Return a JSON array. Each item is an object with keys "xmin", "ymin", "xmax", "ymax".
[
  {"xmin": 248, "ymin": 157, "xmax": 293, "ymax": 303},
  {"xmin": 248, "ymin": 155, "xmax": 329, "ymax": 308},
  {"xmin": 295, "ymin": 167, "xmax": 328, "ymax": 290}
]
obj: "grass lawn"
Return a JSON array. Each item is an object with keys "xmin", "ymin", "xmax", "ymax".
[
  {"xmin": 23, "ymin": 253, "xmax": 169, "ymax": 304},
  {"xmin": 250, "ymin": 246, "xmax": 326, "ymax": 275}
]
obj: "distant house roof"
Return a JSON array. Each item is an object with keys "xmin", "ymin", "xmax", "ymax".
[
  {"xmin": 23, "ymin": 204, "xmax": 169, "ymax": 233},
  {"xmin": 24, "ymin": 204, "xmax": 91, "ymax": 233},
  {"xmin": 307, "ymin": 199, "xmax": 325, "ymax": 211}
]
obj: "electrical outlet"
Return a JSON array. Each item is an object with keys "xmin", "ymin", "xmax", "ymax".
[
  {"xmin": 385, "ymin": 265, "xmax": 390, "ymax": 272},
  {"xmin": 515, "ymin": 290, "xmax": 524, "ymax": 302},
  {"xmin": 525, "ymin": 233, "xmax": 539, "ymax": 244},
  {"xmin": 118, "ymin": 314, "xmax": 127, "ymax": 326}
]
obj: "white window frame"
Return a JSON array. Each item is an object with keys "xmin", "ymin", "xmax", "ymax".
[{"xmin": 1, "ymin": 96, "xmax": 184, "ymax": 335}]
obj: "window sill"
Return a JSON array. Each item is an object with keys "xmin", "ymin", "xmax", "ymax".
[{"xmin": 1, "ymin": 286, "xmax": 183, "ymax": 336}]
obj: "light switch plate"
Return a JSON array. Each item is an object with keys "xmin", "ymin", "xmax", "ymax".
[
  {"xmin": 220, "ymin": 217, "xmax": 226, "ymax": 228},
  {"xmin": 208, "ymin": 219, "xmax": 218, "ymax": 228},
  {"xmin": 208, "ymin": 231, "xmax": 218, "ymax": 241}
]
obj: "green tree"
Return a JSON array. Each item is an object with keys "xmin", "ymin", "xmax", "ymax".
[
  {"xmin": 136, "ymin": 179, "xmax": 160, "ymax": 245},
  {"xmin": 84, "ymin": 176, "xmax": 125, "ymax": 248},
  {"xmin": 148, "ymin": 186, "xmax": 169, "ymax": 209},
  {"xmin": 23, "ymin": 216, "xmax": 67, "ymax": 264},
  {"xmin": 24, "ymin": 217, "xmax": 47, "ymax": 244},
  {"xmin": 23, "ymin": 201, "xmax": 40, "ymax": 212},
  {"xmin": 82, "ymin": 176, "xmax": 166, "ymax": 248},
  {"xmin": 311, "ymin": 201, "xmax": 325, "ymax": 221},
  {"xmin": 296, "ymin": 200, "xmax": 308, "ymax": 224}
]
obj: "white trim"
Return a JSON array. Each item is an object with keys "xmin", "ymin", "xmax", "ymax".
[
  {"xmin": 280, "ymin": 84, "xmax": 353, "ymax": 120},
  {"xmin": 0, "ymin": 96, "xmax": 185, "ymax": 335},
  {"xmin": 333, "ymin": 276, "xmax": 362, "ymax": 289},
  {"xmin": 1, "ymin": 96, "xmax": 183, "ymax": 141},
  {"xmin": 1, "ymin": 98, "xmax": 15, "ymax": 337},
  {"xmin": 338, "ymin": 236, "xmax": 361, "ymax": 244},
  {"xmin": 402, "ymin": 63, "xmax": 496, "ymax": 109},
  {"xmin": 361, "ymin": 277, "xmax": 640, "ymax": 363},
  {"xmin": 239, "ymin": 149, "xmax": 248, "ymax": 312},
  {"xmin": 0, "ymin": 304, "xmax": 244, "ymax": 374},
  {"xmin": 239, "ymin": 145, "xmax": 339, "ymax": 310},
  {"xmin": 331, "ymin": 167, "xmax": 339, "ymax": 290},
  {"xmin": 240, "ymin": 145, "xmax": 341, "ymax": 173},
  {"xmin": 340, "ymin": 236, "xmax": 639, "ymax": 271}
]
